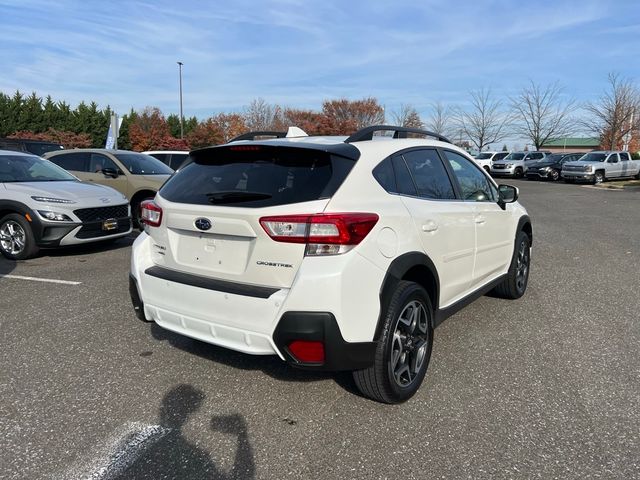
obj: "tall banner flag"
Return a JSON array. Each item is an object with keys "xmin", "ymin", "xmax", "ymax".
[{"xmin": 105, "ymin": 114, "xmax": 123, "ymax": 149}]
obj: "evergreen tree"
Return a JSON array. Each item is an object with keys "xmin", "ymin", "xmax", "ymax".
[
  {"xmin": 18, "ymin": 92, "xmax": 43, "ymax": 132},
  {"xmin": 0, "ymin": 92, "xmax": 12, "ymax": 136}
]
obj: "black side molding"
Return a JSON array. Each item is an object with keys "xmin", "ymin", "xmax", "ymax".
[
  {"xmin": 434, "ymin": 274, "xmax": 506, "ymax": 327},
  {"xmin": 144, "ymin": 266, "xmax": 280, "ymax": 299}
]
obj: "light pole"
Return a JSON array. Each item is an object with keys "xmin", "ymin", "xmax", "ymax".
[{"xmin": 177, "ymin": 61, "xmax": 184, "ymax": 139}]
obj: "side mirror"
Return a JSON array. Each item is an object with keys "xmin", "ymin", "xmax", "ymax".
[
  {"xmin": 101, "ymin": 167, "xmax": 119, "ymax": 178},
  {"xmin": 498, "ymin": 184, "xmax": 518, "ymax": 210}
]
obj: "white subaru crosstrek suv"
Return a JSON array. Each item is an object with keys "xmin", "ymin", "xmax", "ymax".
[
  {"xmin": 130, "ymin": 126, "xmax": 532, "ymax": 403},
  {"xmin": 0, "ymin": 150, "xmax": 132, "ymax": 260}
]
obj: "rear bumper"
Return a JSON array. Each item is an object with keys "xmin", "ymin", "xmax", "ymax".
[
  {"xmin": 130, "ymin": 233, "xmax": 382, "ymax": 371},
  {"xmin": 273, "ymin": 312, "xmax": 376, "ymax": 370}
]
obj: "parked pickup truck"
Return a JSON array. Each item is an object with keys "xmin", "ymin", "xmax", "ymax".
[{"xmin": 561, "ymin": 151, "xmax": 640, "ymax": 184}]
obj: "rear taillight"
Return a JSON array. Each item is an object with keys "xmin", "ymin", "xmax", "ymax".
[
  {"xmin": 140, "ymin": 200, "xmax": 162, "ymax": 227},
  {"xmin": 259, "ymin": 213, "xmax": 378, "ymax": 256}
]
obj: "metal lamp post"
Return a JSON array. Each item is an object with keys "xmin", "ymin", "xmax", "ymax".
[{"xmin": 177, "ymin": 61, "xmax": 184, "ymax": 139}]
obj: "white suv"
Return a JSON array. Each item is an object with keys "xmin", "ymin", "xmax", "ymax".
[
  {"xmin": 130, "ymin": 126, "xmax": 532, "ymax": 403},
  {"xmin": 474, "ymin": 151, "xmax": 509, "ymax": 172}
]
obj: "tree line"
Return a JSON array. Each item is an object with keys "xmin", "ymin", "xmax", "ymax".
[{"xmin": 1, "ymin": 72, "xmax": 638, "ymax": 152}]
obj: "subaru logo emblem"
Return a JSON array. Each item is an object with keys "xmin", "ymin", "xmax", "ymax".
[{"xmin": 194, "ymin": 218, "xmax": 212, "ymax": 231}]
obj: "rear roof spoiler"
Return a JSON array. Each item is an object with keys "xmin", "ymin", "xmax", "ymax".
[
  {"xmin": 228, "ymin": 127, "xmax": 309, "ymax": 143},
  {"xmin": 228, "ymin": 131, "xmax": 287, "ymax": 142}
]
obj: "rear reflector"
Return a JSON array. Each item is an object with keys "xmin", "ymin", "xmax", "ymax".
[
  {"xmin": 140, "ymin": 200, "xmax": 162, "ymax": 227},
  {"xmin": 259, "ymin": 213, "xmax": 378, "ymax": 254},
  {"xmin": 288, "ymin": 340, "xmax": 325, "ymax": 363}
]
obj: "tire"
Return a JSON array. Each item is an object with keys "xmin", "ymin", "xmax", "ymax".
[
  {"xmin": 550, "ymin": 169, "xmax": 560, "ymax": 181},
  {"xmin": 0, "ymin": 213, "xmax": 39, "ymax": 260},
  {"xmin": 483, "ymin": 166, "xmax": 490, "ymax": 174},
  {"xmin": 353, "ymin": 281, "xmax": 434, "ymax": 404},
  {"xmin": 635, "ymin": 170, "xmax": 640, "ymax": 180},
  {"xmin": 514, "ymin": 168, "xmax": 523, "ymax": 179},
  {"xmin": 492, "ymin": 231, "xmax": 531, "ymax": 299},
  {"xmin": 593, "ymin": 170, "xmax": 604, "ymax": 184}
]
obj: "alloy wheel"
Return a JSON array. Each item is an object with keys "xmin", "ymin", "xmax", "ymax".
[
  {"xmin": 515, "ymin": 240, "xmax": 530, "ymax": 293},
  {"xmin": 0, "ymin": 220, "xmax": 26, "ymax": 256},
  {"xmin": 390, "ymin": 300, "xmax": 430, "ymax": 387}
]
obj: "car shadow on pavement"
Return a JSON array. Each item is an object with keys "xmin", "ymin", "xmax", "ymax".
[
  {"xmin": 113, "ymin": 384, "xmax": 256, "ymax": 480},
  {"xmin": 149, "ymin": 323, "xmax": 361, "ymax": 396},
  {"xmin": 0, "ymin": 257, "xmax": 16, "ymax": 277}
]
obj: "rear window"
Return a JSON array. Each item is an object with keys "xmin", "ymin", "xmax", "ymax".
[
  {"xmin": 159, "ymin": 146, "xmax": 356, "ymax": 208},
  {"xmin": 24, "ymin": 142, "xmax": 64, "ymax": 156}
]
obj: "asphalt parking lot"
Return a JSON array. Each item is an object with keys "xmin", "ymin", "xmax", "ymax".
[{"xmin": 1, "ymin": 180, "xmax": 639, "ymax": 480}]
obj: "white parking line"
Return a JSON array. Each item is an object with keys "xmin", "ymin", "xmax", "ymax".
[
  {"xmin": 59, "ymin": 422, "xmax": 171, "ymax": 480},
  {"xmin": 0, "ymin": 274, "xmax": 81, "ymax": 285}
]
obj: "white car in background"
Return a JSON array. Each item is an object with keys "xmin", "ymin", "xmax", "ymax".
[
  {"xmin": 0, "ymin": 150, "xmax": 131, "ymax": 259},
  {"xmin": 474, "ymin": 151, "xmax": 509, "ymax": 172}
]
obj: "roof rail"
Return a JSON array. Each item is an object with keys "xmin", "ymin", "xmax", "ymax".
[
  {"xmin": 344, "ymin": 125, "xmax": 452, "ymax": 144},
  {"xmin": 228, "ymin": 131, "xmax": 287, "ymax": 142}
]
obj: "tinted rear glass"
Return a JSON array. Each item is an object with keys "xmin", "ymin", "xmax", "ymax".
[
  {"xmin": 159, "ymin": 146, "xmax": 356, "ymax": 208},
  {"xmin": 24, "ymin": 143, "xmax": 64, "ymax": 156},
  {"xmin": 114, "ymin": 153, "xmax": 174, "ymax": 175}
]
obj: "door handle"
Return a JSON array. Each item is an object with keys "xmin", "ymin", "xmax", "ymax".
[
  {"xmin": 422, "ymin": 220, "xmax": 438, "ymax": 232},
  {"xmin": 475, "ymin": 215, "xmax": 486, "ymax": 224}
]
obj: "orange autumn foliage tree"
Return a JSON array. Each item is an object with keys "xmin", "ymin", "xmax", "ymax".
[
  {"xmin": 9, "ymin": 128, "xmax": 92, "ymax": 148},
  {"xmin": 129, "ymin": 107, "xmax": 189, "ymax": 151}
]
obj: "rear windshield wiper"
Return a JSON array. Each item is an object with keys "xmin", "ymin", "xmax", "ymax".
[{"xmin": 206, "ymin": 191, "xmax": 272, "ymax": 204}]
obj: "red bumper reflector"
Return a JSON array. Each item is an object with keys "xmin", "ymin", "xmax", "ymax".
[{"xmin": 288, "ymin": 340, "xmax": 325, "ymax": 363}]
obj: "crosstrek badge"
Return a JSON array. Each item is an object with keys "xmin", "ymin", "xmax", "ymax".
[{"xmin": 256, "ymin": 261, "xmax": 293, "ymax": 268}]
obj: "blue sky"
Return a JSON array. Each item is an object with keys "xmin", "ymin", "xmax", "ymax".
[{"xmin": 1, "ymin": 0, "xmax": 639, "ymax": 125}]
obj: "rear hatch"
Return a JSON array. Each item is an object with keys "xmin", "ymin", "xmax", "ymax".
[{"xmin": 147, "ymin": 143, "xmax": 358, "ymax": 289}]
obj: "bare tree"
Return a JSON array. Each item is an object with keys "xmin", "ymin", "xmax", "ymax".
[
  {"xmin": 510, "ymin": 81, "xmax": 576, "ymax": 151},
  {"xmin": 243, "ymin": 98, "xmax": 284, "ymax": 131},
  {"xmin": 454, "ymin": 89, "xmax": 510, "ymax": 152},
  {"xmin": 583, "ymin": 73, "xmax": 640, "ymax": 150},
  {"xmin": 424, "ymin": 101, "xmax": 453, "ymax": 138},
  {"xmin": 391, "ymin": 104, "xmax": 423, "ymax": 128}
]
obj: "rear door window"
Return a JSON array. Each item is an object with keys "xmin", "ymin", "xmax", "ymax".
[
  {"xmin": 402, "ymin": 149, "xmax": 456, "ymax": 200},
  {"xmin": 49, "ymin": 152, "xmax": 90, "ymax": 172},
  {"xmin": 159, "ymin": 146, "xmax": 356, "ymax": 208}
]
